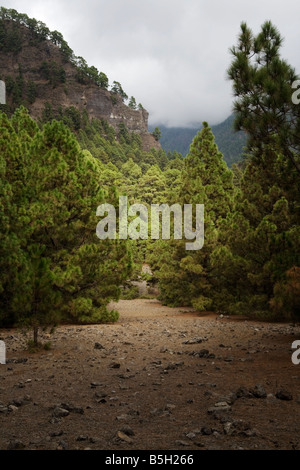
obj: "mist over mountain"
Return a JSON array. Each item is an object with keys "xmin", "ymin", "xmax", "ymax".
[{"xmin": 150, "ymin": 114, "xmax": 247, "ymax": 167}]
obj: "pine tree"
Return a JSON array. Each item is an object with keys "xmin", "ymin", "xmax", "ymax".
[
  {"xmin": 227, "ymin": 20, "xmax": 300, "ymax": 174},
  {"xmin": 215, "ymin": 140, "xmax": 300, "ymax": 318},
  {"xmin": 0, "ymin": 107, "xmax": 132, "ymax": 343},
  {"xmin": 149, "ymin": 123, "xmax": 235, "ymax": 310},
  {"xmin": 137, "ymin": 164, "xmax": 167, "ymax": 205}
]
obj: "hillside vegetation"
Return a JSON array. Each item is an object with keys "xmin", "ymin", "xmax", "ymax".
[
  {"xmin": 151, "ymin": 114, "xmax": 247, "ymax": 167},
  {"xmin": 0, "ymin": 7, "xmax": 160, "ymax": 152},
  {"xmin": 0, "ymin": 11, "xmax": 299, "ymax": 346}
]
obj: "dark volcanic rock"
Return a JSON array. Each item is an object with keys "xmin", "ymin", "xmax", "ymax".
[{"xmin": 275, "ymin": 389, "xmax": 293, "ymax": 401}]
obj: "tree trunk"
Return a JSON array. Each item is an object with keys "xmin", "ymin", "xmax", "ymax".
[{"xmin": 33, "ymin": 326, "xmax": 38, "ymax": 346}]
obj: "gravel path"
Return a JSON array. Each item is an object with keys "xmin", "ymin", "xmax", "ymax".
[{"xmin": 0, "ymin": 298, "xmax": 299, "ymax": 450}]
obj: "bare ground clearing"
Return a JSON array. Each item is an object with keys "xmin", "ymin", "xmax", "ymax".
[{"xmin": 0, "ymin": 298, "xmax": 299, "ymax": 451}]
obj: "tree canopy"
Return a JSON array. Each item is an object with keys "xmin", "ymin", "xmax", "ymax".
[
  {"xmin": 227, "ymin": 20, "xmax": 300, "ymax": 174},
  {"xmin": 0, "ymin": 19, "xmax": 299, "ymax": 350}
]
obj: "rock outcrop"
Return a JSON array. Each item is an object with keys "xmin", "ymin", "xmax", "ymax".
[{"xmin": 0, "ymin": 20, "xmax": 160, "ymax": 152}]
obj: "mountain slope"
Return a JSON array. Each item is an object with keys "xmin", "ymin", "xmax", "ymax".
[
  {"xmin": 150, "ymin": 114, "xmax": 247, "ymax": 167},
  {"xmin": 0, "ymin": 8, "xmax": 160, "ymax": 152}
]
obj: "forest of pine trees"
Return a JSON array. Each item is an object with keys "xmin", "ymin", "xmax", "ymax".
[{"xmin": 0, "ymin": 16, "xmax": 299, "ymax": 345}]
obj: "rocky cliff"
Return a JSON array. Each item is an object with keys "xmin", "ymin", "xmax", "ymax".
[{"xmin": 0, "ymin": 18, "xmax": 160, "ymax": 152}]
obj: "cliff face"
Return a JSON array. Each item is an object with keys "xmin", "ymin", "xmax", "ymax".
[{"xmin": 0, "ymin": 21, "xmax": 160, "ymax": 152}]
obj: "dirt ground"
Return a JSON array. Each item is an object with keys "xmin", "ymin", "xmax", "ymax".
[{"xmin": 0, "ymin": 298, "xmax": 299, "ymax": 451}]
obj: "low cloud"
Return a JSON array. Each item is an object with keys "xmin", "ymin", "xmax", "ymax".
[{"xmin": 3, "ymin": 0, "xmax": 300, "ymax": 127}]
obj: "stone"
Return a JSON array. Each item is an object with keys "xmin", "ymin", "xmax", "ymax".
[
  {"xmin": 94, "ymin": 342, "xmax": 105, "ymax": 350},
  {"xmin": 110, "ymin": 362, "xmax": 121, "ymax": 369},
  {"xmin": 266, "ymin": 393, "xmax": 277, "ymax": 403},
  {"xmin": 11, "ymin": 395, "xmax": 32, "ymax": 408},
  {"xmin": 89, "ymin": 437, "xmax": 100, "ymax": 444},
  {"xmin": 7, "ymin": 358, "xmax": 27, "ymax": 364},
  {"xmin": 223, "ymin": 422, "xmax": 234, "ymax": 435},
  {"xmin": 175, "ymin": 440, "xmax": 190, "ymax": 447},
  {"xmin": 218, "ymin": 393, "xmax": 237, "ymax": 405},
  {"xmin": 224, "ymin": 356, "xmax": 234, "ymax": 362},
  {"xmin": 49, "ymin": 431, "xmax": 64, "ymax": 438},
  {"xmin": 8, "ymin": 405, "xmax": 18, "ymax": 412},
  {"xmin": 201, "ymin": 427, "xmax": 213, "ymax": 436},
  {"xmin": 251, "ymin": 384, "xmax": 267, "ymax": 399},
  {"xmin": 52, "ymin": 406, "xmax": 70, "ymax": 418},
  {"xmin": 95, "ymin": 391, "xmax": 107, "ymax": 399},
  {"xmin": 116, "ymin": 414, "xmax": 130, "ymax": 421},
  {"xmin": 90, "ymin": 382, "xmax": 103, "ymax": 388},
  {"xmin": 198, "ymin": 350, "xmax": 210, "ymax": 358},
  {"xmin": 215, "ymin": 401, "xmax": 231, "ymax": 407},
  {"xmin": 195, "ymin": 442, "xmax": 205, "ymax": 448},
  {"xmin": 275, "ymin": 389, "xmax": 293, "ymax": 401},
  {"xmin": 116, "ymin": 431, "xmax": 133, "ymax": 444},
  {"xmin": 208, "ymin": 402, "xmax": 232, "ymax": 414},
  {"xmin": 182, "ymin": 337, "xmax": 207, "ymax": 345},
  {"xmin": 240, "ymin": 429, "xmax": 258, "ymax": 437},
  {"xmin": 0, "ymin": 404, "xmax": 9, "ymax": 413},
  {"xmin": 76, "ymin": 435, "xmax": 89, "ymax": 441},
  {"xmin": 120, "ymin": 425, "xmax": 135, "ymax": 436},
  {"xmin": 58, "ymin": 402, "xmax": 84, "ymax": 414},
  {"xmin": 57, "ymin": 440, "xmax": 69, "ymax": 450},
  {"xmin": 73, "ymin": 406, "xmax": 84, "ymax": 414},
  {"xmin": 236, "ymin": 387, "xmax": 253, "ymax": 398},
  {"xmin": 97, "ymin": 398, "xmax": 107, "ymax": 404},
  {"xmin": 7, "ymin": 440, "xmax": 25, "ymax": 450}
]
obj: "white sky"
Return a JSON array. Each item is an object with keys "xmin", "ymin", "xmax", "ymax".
[{"xmin": 2, "ymin": 0, "xmax": 300, "ymax": 127}]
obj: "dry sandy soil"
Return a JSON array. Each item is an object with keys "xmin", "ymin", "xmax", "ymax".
[{"xmin": 0, "ymin": 297, "xmax": 299, "ymax": 452}]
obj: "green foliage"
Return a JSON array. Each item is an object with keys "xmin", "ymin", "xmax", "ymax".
[
  {"xmin": 121, "ymin": 284, "xmax": 140, "ymax": 300},
  {"xmin": 0, "ymin": 107, "xmax": 131, "ymax": 342},
  {"xmin": 218, "ymin": 143, "xmax": 300, "ymax": 318},
  {"xmin": 3, "ymin": 66, "xmax": 38, "ymax": 109},
  {"xmin": 270, "ymin": 267, "xmax": 300, "ymax": 321},
  {"xmin": 0, "ymin": 7, "xmax": 110, "ymax": 92},
  {"xmin": 148, "ymin": 123, "xmax": 235, "ymax": 310},
  {"xmin": 152, "ymin": 126, "xmax": 162, "ymax": 141},
  {"xmin": 128, "ymin": 96, "xmax": 137, "ymax": 109},
  {"xmin": 0, "ymin": 12, "xmax": 298, "ymax": 326},
  {"xmin": 27, "ymin": 339, "xmax": 52, "ymax": 353},
  {"xmin": 152, "ymin": 116, "xmax": 247, "ymax": 167},
  {"xmin": 111, "ymin": 81, "xmax": 128, "ymax": 103},
  {"xmin": 74, "ymin": 56, "xmax": 109, "ymax": 89},
  {"xmin": 0, "ymin": 17, "xmax": 22, "ymax": 53},
  {"xmin": 227, "ymin": 20, "xmax": 300, "ymax": 174},
  {"xmin": 0, "ymin": 7, "xmax": 69, "ymax": 57},
  {"xmin": 40, "ymin": 60, "xmax": 66, "ymax": 87}
]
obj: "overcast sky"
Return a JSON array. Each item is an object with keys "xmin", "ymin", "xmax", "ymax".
[{"xmin": 3, "ymin": 0, "xmax": 300, "ymax": 127}]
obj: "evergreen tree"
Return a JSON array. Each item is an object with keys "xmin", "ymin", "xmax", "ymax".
[
  {"xmin": 222, "ymin": 21, "xmax": 300, "ymax": 319},
  {"xmin": 216, "ymin": 141, "xmax": 300, "ymax": 318},
  {"xmin": 0, "ymin": 107, "xmax": 132, "ymax": 343},
  {"xmin": 149, "ymin": 123, "xmax": 235, "ymax": 310},
  {"xmin": 152, "ymin": 127, "xmax": 162, "ymax": 141},
  {"xmin": 227, "ymin": 20, "xmax": 300, "ymax": 174},
  {"xmin": 128, "ymin": 96, "xmax": 137, "ymax": 109},
  {"xmin": 137, "ymin": 164, "xmax": 167, "ymax": 205}
]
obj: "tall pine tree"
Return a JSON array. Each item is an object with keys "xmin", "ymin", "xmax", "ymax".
[
  {"xmin": 149, "ymin": 123, "xmax": 235, "ymax": 310},
  {"xmin": 0, "ymin": 107, "xmax": 132, "ymax": 343}
]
